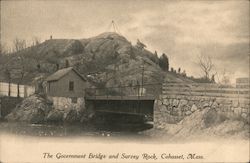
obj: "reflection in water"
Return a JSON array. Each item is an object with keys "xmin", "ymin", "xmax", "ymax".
[
  {"xmin": 0, "ymin": 122, "xmax": 151, "ymax": 141},
  {"xmin": 0, "ymin": 122, "xmax": 249, "ymax": 163}
]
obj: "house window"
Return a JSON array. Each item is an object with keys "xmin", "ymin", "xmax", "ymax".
[{"xmin": 69, "ymin": 81, "xmax": 74, "ymax": 91}]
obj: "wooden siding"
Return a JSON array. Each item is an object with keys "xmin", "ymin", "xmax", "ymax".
[{"xmin": 46, "ymin": 70, "xmax": 88, "ymax": 97}]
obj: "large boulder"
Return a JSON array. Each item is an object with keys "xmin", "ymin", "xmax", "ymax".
[
  {"xmin": 176, "ymin": 108, "xmax": 227, "ymax": 135},
  {"xmin": 5, "ymin": 94, "xmax": 53, "ymax": 123},
  {"xmin": 63, "ymin": 109, "xmax": 81, "ymax": 123},
  {"xmin": 203, "ymin": 108, "xmax": 227, "ymax": 128},
  {"xmin": 80, "ymin": 109, "xmax": 95, "ymax": 123},
  {"xmin": 46, "ymin": 109, "xmax": 64, "ymax": 122}
]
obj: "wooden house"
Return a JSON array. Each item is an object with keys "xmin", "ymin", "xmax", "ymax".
[{"xmin": 46, "ymin": 67, "xmax": 89, "ymax": 110}]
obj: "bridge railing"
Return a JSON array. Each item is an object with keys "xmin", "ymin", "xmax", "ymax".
[{"xmin": 85, "ymin": 83, "xmax": 162, "ymax": 98}]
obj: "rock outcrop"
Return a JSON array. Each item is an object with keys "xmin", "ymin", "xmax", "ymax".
[
  {"xmin": 46, "ymin": 109, "xmax": 64, "ymax": 122},
  {"xmin": 145, "ymin": 107, "xmax": 249, "ymax": 140},
  {"xmin": 5, "ymin": 94, "xmax": 53, "ymax": 123},
  {"xmin": 0, "ymin": 32, "xmax": 192, "ymax": 87},
  {"xmin": 5, "ymin": 95, "xmax": 89, "ymax": 124},
  {"xmin": 64, "ymin": 109, "xmax": 81, "ymax": 123}
]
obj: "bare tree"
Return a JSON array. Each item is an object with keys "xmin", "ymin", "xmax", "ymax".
[
  {"xmin": 181, "ymin": 70, "xmax": 187, "ymax": 77},
  {"xmin": 3, "ymin": 68, "xmax": 11, "ymax": 96},
  {"xmin": 198, "ymin": 54, "xmax": 214, "ymax": 80},
  {"xmin": 0, "ymin": 43, "xmax": 11, "ymax": 57},
  {"xmin": 220, "ymin": 69, "xmax": 231, "ymax": 85},
  {"xmin": 136, "ymin": 39, "xmax": 147, "ymax": 50},
  {"xmin": 0, "ymin": 46, "xmax": 3, "ymax": 59},
  {"xmin": 0, "ymin": 44, "xmax": 5, "ymax": 57},
  {"xmin": 13, "ymin": 38, "xmax": 26, "ymax": 52},
  {"xmin": 32, "ymin": 36, "xmax": 41, "ymax": 46},
  {"xmin": 16, "ymin": 56, "xmax": 27, "ymax": 97},
  {"xmin": 12, "ymin": 38, "xmax": 28, "ymax": 97},
  {"xmin": 178, "ymin": 67, "xmax": 181, "ymax": 74}
]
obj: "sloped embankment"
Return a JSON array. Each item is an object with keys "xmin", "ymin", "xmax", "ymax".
[
  {"xmin": 144, "ymin": 107, "xmax": 249, "ymax": 141},
  {"xmin": 0, "ymin": 32, "xmax": 192, "ymax": 86}
]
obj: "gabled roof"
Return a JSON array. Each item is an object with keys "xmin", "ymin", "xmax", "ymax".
[{"xmin": 46, "ymin": 67, "xmax": 87, "ymax": 82}]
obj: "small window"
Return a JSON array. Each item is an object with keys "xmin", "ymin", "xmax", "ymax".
[{"xmin": 69, "ymin": 81, "xmax": 74, "ymax": 91}]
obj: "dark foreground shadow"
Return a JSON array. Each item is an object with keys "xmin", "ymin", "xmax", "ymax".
[{"xmin": 0, "ymin": 122, "xmax": 153, "ymax": 141}]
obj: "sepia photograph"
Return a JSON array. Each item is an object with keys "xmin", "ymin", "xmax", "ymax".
[{"xmin": 0, "ymin": 0, "xmax": 249, "ymax": 162}]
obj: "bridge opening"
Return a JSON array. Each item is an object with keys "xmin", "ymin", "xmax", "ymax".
[{"xmin": 84, "ymin": 84, "xmax": 162, "ymax": 131}]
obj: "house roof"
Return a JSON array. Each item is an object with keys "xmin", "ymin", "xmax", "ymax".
[{"xmin": 46, "ymin": 67, "xmax": 87, "ymax": 82}]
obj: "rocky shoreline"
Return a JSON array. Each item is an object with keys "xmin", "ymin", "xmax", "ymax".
[{"xmin": 4, "ymin": 94, "xmax": 91, "ymax": 124}]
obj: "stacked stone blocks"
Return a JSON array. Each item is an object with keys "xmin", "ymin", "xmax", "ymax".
[{"xmin": 155, "ymin": 83, "xmax": 249, "ymax": 124}]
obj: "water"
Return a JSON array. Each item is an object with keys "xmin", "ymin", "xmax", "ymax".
[
  {"xmin": 0, "ymin": 124, "xmax": 249, "ymax": 163},
  {"xmin": 0, "ymin": 122, "xmax": 152, "ymax": 141},
  {"xmin": 0, "ymin": 122, "xmax": 249, "ymax": 163}
]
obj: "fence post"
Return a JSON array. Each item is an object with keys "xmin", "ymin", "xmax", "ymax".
[
  {"xmin": 17, "ymin": 83, "xmax": 20, "ymax": 98},
  {"xmin": 8, "ymin": 81, "xmax": 11, "ymax": 97},
  {"xmin": 137, "ymin": 84, "xmax": 140, "ymax": 99},
  {"xmin": 24, "ymin": 86, "xmax": 28, "ymax": 98}
]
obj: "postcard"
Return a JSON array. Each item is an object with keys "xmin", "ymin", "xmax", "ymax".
[{"xmin": 0, "ymin": 0, "xmax": 249, "ymax": 162}]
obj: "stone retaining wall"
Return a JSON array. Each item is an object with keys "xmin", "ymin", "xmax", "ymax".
[
  {"xmin": 155, "ymin": 94, "xmax": 250, "ymax": 125},
  {"xmin": 47, "ymin": 96, "xmax": 85, "ymax": 111}
]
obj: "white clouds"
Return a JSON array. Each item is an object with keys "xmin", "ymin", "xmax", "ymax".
[
  {"xmin": 125, "ymin": 1, "xmax": 248, "ymax": 46},
  {"xmin": 1, "ymin": 0, "xmax": 249, "ymax": 81},
  {"xmin": 120, "ymin": 1, "xmax": 249, "ymax": 80}
]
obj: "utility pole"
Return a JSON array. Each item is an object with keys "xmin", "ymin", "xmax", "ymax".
[
  {"xmin": 111, "ymin": 20, "xmax": 117, "ymax": 33},
  {"xmin": 141, "ymin": 61, "xmax": 145, "ymax": 96},
  {"xmin": 110, "ymin": 20, "xmax": 121, "ymax": 35}
]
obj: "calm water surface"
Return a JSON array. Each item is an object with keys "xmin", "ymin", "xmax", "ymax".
[{"xmin": 0, "ymin": 122, "xmax": 153, "ymax": 142}]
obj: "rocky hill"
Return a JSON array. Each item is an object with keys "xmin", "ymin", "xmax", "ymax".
[{"xmin": 0, "ymin": 32, "xmax": 192, "ymax": 87}]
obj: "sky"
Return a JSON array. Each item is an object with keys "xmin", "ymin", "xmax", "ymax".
[{"xmin": 1, "ymin": 0, "xmax": 249, "ymax": 83}]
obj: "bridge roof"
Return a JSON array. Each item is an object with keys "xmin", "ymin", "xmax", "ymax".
[{"xmin": 85, "ymin": 95, "xmax": 155, "ymax": 100}]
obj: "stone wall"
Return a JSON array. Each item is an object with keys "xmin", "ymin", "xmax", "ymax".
[
  {"xmin": 48, "ymin": 96, "xmax": 85, "ymax": 111},
  {"xmin": 155, "ymin": 83, "xmax": 250, "ymax": 125}
]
